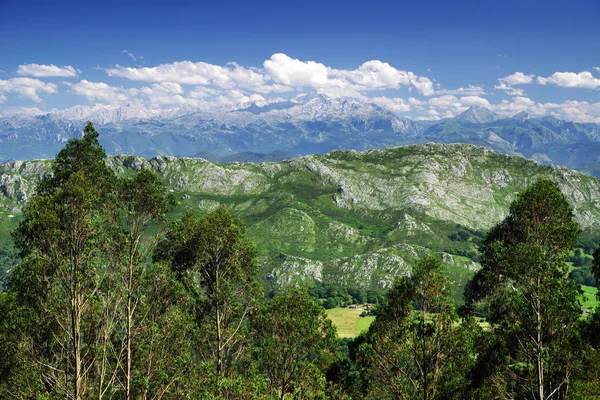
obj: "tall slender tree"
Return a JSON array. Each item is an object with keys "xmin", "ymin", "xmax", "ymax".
[
  {"xmin": 356, "ymin": 256, "xmax": 476, "ymax": 400},
  {"xmin": 10, "ymin": 122, "xmax": 117, "ymax": 399},
  {"xmin": 116, "ymin": 169, "xmax": 175, "ymax": 400},
  {"xmin": 155, "ymin": 206, "xmax": 261, "ymax": 382},
  {"xmin": 464, "ymin": 178, "xmax": 582, "ymax": 400},
  {"xmin": 252, "ymin": 288, "xmax": 338, "ymax": 399}
]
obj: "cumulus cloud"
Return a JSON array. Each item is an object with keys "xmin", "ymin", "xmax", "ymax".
[
  {"xmin": 436, "ymin": 85, "xmax": 487, "ymax": 96},
  {"xmin": 68, "ymin": 80, "xmax": 137, "ymax": 103},
  {"xmin": 107, "ymin": 60, "xmax": 286, "ymax": 93},
  {"xmin": 494, "ymin": 82, "xmax": 525, "ymax": 96},
  {"xmin": 369, "ymin": 96, "xmax": 412, "ymax": 113},
  {"xmin": 494, "ymin": 72, "xmax": 535, "ymax": 96},
  {"xmin": 264, "ymin": 54, "xmax": 330, "ymax": 87},
  {"xmin": 7, "ymin": 55, "xmax": 600, "ymax": 124},
  {"xmin": 17, "ymin": 63, "xmax": 79, "ymax": 78},
  {"xmin": 0, "ymin": 77, "xmax": 58, "ymax": 102},
  {"xmin": 332, "ymin": 59, "xmax": 435, "ymax": 95},
  {"xmin": 138, "ymin": 82, "xmax": 187, "ymax": 105},
  {"xmin": 500, "ymin": 72, "xmax": 535, "ymax": 85},
  {"xmin": 537, "ymin": 71, "xmax": 600, "ymax": 89},
  {"xmin": 497, "ymin": 97, "xmax": 600, "ymax": 123},
  {"xmin": 107, "ymin": 53, "xmax": 435, "ymax": 98}
]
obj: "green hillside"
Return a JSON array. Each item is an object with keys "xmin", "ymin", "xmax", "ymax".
[{"xmin": 2, "ymin": 143, "xmax": 600, "ymax": 300}]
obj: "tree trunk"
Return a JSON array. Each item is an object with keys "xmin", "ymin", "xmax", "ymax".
[
  {"xmin": 216, "ymin": 268, "xmax": 222, "ymax": 377},
  {"xmin": 536, "ymin": 277, "xmax": 544, "ymax": 400}
]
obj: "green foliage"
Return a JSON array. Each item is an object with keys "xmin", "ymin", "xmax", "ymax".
[
  {"xmin": 155, "ymin": 206, "xmax": 262, "ymax": 378},
  {"xmin": 252, "ymin": 288, "xmax": 338, "ymax": 399},
  {"xmin": 0, "ymin": 234, "xmax": 18, "ymax": 291},
  {"xmin": 5, "ymin": 123, "xmax": 118, "ymax": 399},
  {"xmin": 356, "ymin": 257, "xmax": 478, "ymax": 399},
  {"xmin": 464, "ymin": 178, "xmax": 586, "ymax": 399},
  {"xmin": 307, "ymin": 282, "xmax": 386, "ymax": 309}
]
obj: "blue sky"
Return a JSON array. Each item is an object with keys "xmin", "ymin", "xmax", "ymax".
[{"xmin": 0, "ymin": 0, "xmax": 599, "ymax": 121}]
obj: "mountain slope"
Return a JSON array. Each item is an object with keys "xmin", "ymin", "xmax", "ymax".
[{"xmin": 2, "ymin": 143, "xmax": 600, "ymax": 299}]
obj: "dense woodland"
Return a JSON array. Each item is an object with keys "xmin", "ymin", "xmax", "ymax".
[{"xmin": 2, "ymin": 123, "xmax": 600, "ymax": 399}]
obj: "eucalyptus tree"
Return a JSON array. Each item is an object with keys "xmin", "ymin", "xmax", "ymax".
[
  {"xmin": 357, "ymin": 257, "xmax": 477, "ymax": 400},
  {"xmin": 464, "ymin": 178, "xmax": 582, "ymax": 400},
  {"xmin": 155, "ymin": 206, "xmax": 261, "ymax": 381},
  {"xmin": 10, "ymin": 122, "xmax": 117, "ymax": 399},
  {"xmin": 116, "ymin": 169, "xmax": 175, "ymax": 400},
  {"xmin": 252, "ymin": 288, "xmax": 338, "ymax": 399}
]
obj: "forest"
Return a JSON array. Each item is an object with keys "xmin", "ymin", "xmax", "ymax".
[{"xmin": 2, "ymin": 122, "xmax": 600, "ymax": 400}]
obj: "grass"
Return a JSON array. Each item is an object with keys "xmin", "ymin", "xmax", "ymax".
[
  {"xmin": 326, "ymin": 307, "xmax": 375, "ymax": 338},
  {"xmin": 580, "ymin": 285, "xmax": 599, "ymax": 310}
]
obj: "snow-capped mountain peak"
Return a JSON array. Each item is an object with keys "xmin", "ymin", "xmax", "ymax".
[
  {"xmin": 54, "ymin": 101, "xmax": 163, "ymax": 124},
  {"xmin": 453, "ymin": 106, "xmax": 502, "ymax": 124}
]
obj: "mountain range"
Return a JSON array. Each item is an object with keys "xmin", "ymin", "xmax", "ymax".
[
  {"xmin": 3, "ymin": 94, "xmax": 598, "ymax": 177},
  {"xmin": 2, "ymin": 143, "xmax": 600, "ymax": 300}
]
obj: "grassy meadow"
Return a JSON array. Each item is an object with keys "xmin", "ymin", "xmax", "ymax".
[{"xmin": 326, "ymin": 307, "xmax": 375, "ymax": 338}]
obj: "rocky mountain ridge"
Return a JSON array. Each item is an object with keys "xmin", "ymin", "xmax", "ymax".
[
  {"xmin": 2, "ymin": 96, "xmax": 600, "ymax": 177},
  {"xmin": 2, "ymin": 143, "xmax": 599, "ymax": 297}
]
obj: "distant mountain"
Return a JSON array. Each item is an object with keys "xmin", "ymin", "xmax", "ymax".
[
  {"xmin": 452, "ymin": 106, "xmax": 502, "ymax": 124},
  {"xmin": 193, "ymin": 150, "xmax": 293, "ymax": 163},
  {"xmin": 0, "ymin": 94, "xmax": 424, "ymax": 162},
  {"xmin": 422, "ymin": 108, "xmax": 600, "ymax": 175},
  {"xmin": 2, "ymin": 96, "xmax": 600, "ymax": 177}
]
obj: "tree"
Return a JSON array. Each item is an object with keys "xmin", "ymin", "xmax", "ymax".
[
  {"xmin": 116, "ymin": 169, "xmax": 175, "ymax": 400},
  {"xmin": 155, "ymin": 206, "xmax": 261, "ymax": 382},
  {"xmin": 252, "ymin": 288, "xmax": 338, "ymax": 399},
  {"xmin": 464, "ymin": 178, "xmax": 582, "ymax": 400},
  {"xmin": 10, "ymin": 122, "xmax": 117, "ymax": 399},
  {"xmin": 356, "ymin": 256, "xmax": 477, "ymax": 400},
  {"xmin": 1, "ymin": 123, "xmax": 183, "ymax": 400}
]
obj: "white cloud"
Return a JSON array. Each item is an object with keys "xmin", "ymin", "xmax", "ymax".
[
  {"xmin": 265, "ymin": 54, "xmax": 435, "ymax": 96},
  {"xmin": 594, "ymin": 67, "xmax": 600, "ymax": 73},
  {"xmin": 554, "ymin": 100, "xmax": 600, "ymax": 123},
  {"xmin": 0, "ymin": 77, "xmax": 58, "ymax": 102},
  {"xmin": 264, "ymin": 54, "xmax": 330, "ymax": 87},
  {"xmin": 492, "ymin": 96, "xmax": 537, "ymax": 115},
  {"xmin": 495, "ymin": 72, "xmax": 535, "ymax": 96},
  {"xmin": 537, "ymin": 71, "xmax": 600, "ymax": 89},
  {"xmin": 460, "ymin": 96, "xmax": 492, "ymax": 108},
  {"xmin": 436, "ymin": 85, "xmax": 487, "ymax": 96},
  {"xmin": 369, "ymin": 96, "xmax": 412, "ymax": 113},
  {"xmin": 0, "ymin": 106, "xmax": 49, "ymax": 117},
  {"xmin": 69, "ymin": 80, "xmax": 137, "ymax": 103},
  {"xmin": 335, "ymin": 59, "xmax": 433, "ymax": 95},
  {"xmin": 427, "ymin": 95, "xmax": 490, "ymax": 116},
  {"xmin": 107, "ymin": 60, "xmax": 286, "ymax": 93},
  {"xmin": 17, "ymin": 63, "xmax": 79, "ymax": 78},
  {"xmin": 0, "ymin": 94, "xmax": 6, "ymax": 104},
  {"xmin": 138, "ymin": 82, "xmax": 187, "ymax": 105},
  {"xmin": 497, "ymin": 53, "xmax": 508, "ymax": 58},
  {"xmin": 121, "ymin": 50, "xmax": 142, "ymax": 63},
  {"xmin": 494, "ymin": 82, "xmax": 525, "ymax": 96},
  {"xmin": 488, "ymin": 96, "xmax": 600, "ymax": 123},
  {"xmin": 107, "ymin": 53, "xmax": 435, "ymax": 98},
  {"xmin": 500, "ymin": 72, "xmax": 534, "ymax": 85}
]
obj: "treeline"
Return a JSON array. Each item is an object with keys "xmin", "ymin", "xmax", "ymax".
[
  {"xmin": 307, "ymin": 283, "xmax": 387, "ymax": 309},
  {"xmin": 2, "ymin": 123, "xmax": 600, "ymax": 399}
]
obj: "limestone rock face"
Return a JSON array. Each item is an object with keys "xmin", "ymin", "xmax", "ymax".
[{"xmin": 2, "ymin": 143, "xmax": 600, "ymax": 296}]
